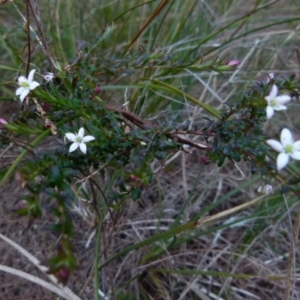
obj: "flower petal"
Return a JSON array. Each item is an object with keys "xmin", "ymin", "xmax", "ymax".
[
  {"xmin": 277, "ymin": 152, "xmax": 289, "ymax": 171},
  {"xmin": 269, "ymin": 84, "xmax": 278, "ymax": 99},
  {"xmin": 281, "ymin": 128, "xmax": 293, "ymax": 146},
  {"xmin": 291, "ymin": 151, "xmax": 300, "ymax": 161},
  {"xmin": 265, "ymin": 96, "xmax": 272, "ymax": 103},
  {"xmin": 28, "ymin": 69, "xmax": 36, "ymax": 83},
  {"xmin": 266, "ymin": 139, "xmax": 284, "ymax": 152},
  {"xmin": 266, "ymin": 106, "xmax": 274, "ymax": 119},
  {"xmin": 273, "ymin": 105, "xmax": 287, "ymax": 111},
  {"xmin": 82, "ymin": 135, "xmax": 95, "ymax": 143},
  {"xmin": 78, "ymin": 127, "xmax": 85, "ymax": 138},
  {"xmin": 79, "ymin": 142, "xmax": 87, "ymax": 154},
  {"xmin": 20, "ymin": 89, "xmax": 30, "ymax": 102},
  {"xmin": 65, "ymin": 133, "xmax": 77, "ymax": 142},
  {"xmin": 292, "ymin": 141, "xmax": 300, "ymax": 151},
  {"xmin": 18, "ymin": 76, "xmax": 27, "ymax": 84},
  {"xmin": 16, "ymin": 87, "xmax": 25, "ymax": 96},
  {"xmin": 275, "ymin": 95, "xmax": 291, "ymax": 104},
  {"xmin": 69, "ymin": 142, "xmax": 79, "ymax": 152},
  {"xmin": 29, "ymin": 81, "xmax": 40, "ymax": 90}
]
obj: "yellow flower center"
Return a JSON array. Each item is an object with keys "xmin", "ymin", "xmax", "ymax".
[
  {"xmin": 76, "ymin": 137, "xmax": 82, "ymax": 143},
  {"xmin": 270, "ymin": 99, "xmax": 278, "ymax": 107},
  {"xmin": 20, "ymin": 82, "xmax": 30, "ymax": 88},
  {"xmin": 284, "ymin": 144, "xmax": 293, "ymax": 154}
]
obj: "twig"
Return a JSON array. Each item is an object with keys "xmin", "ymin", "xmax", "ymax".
[{"xmin": 105, "ymin": 105, "xmax": 210, "ymax": 150}]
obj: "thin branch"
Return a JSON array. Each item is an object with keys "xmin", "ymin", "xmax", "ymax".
[{"xmin": 105, "ymin": 105, "xmax": 210, "ymax": 150}]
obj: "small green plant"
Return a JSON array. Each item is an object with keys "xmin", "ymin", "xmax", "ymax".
[{"xmin": 1, "ymin": 0, "xmax": 300, "ymax": 299}]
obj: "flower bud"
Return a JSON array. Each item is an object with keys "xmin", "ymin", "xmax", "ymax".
[
  {"xmin": 226, "ymin": 59, "xmax": 240, "ymax": 67},
  {"xmin": 94, "ymin": 86, "xmax": 101, "ymax": 94},
  {"xmin": 0, "ymin": 118, "xmax": 7, "ymax": 128},
  {"xmin": 257, "ymin": 184, "xmax": 273, "ymax": 195}
]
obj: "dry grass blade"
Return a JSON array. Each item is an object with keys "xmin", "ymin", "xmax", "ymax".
[
  {"xmin": 0, "ymin": 233, "xmax": 81, "ymax": 300},
  {"xmin": 0, "ymin": 264, "xmax": 78, "ymax": 300},
  {"xmin": 284, "ymin": 202, "xmax": 300, "ymax": 299}
]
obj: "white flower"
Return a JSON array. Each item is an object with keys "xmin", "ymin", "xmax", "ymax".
[
  {"xmin": 257, "ymin": 184, "xmax": 273, "ymax": 194},
  {"xmin": 43, "ymin": 72, "xmax": 54, "ymax": 82},
  {"xmin": 264, "ymin": 84, "xmax": 291, "ymax": 119},
  {"xmin": 65, "ymin": 127, "xmax": 95, "ymax": 154},
  {"xmin": 266, "ymin": 128, "xmax": 300, "ymax": 171},
  {"xmin": 16, "ymin": 69, "xmax": 40, "ymax": 102}
]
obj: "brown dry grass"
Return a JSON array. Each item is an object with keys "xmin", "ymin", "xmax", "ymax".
[
  {"xmin": 1, "ymin": 149, "xmax": 299, "ymax": 299},
  {"xmin": 1, "ymin": 0, "xmax": 300, "ymax": 299}
]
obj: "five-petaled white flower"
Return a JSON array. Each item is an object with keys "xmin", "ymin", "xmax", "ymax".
[
  {"xmin": 16, "ymin": 69, "xmax": 40, "ymax": 102},
  {"xmin": 264, "ymin": 84, "xmax": 291, "ymax": 119},
  {"xmin": 65, "ymin": 127, "xmax": 95, "ymax": 154},
  {"xmin": 266, "ymin": 128, "xmax": 300, "ymax": 171}
]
